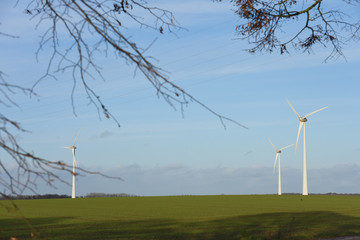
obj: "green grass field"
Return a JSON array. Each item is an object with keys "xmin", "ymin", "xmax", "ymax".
[{"xmin": 1, "ymin": 195, "xmax": 360, "ymax": 239}]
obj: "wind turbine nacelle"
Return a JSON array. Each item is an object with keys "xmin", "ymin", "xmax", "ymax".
[
  {"xmin": 299, "ymin": 117, "xmax": 308, "ymax": 122},
  {"xmin": 276, "ymin": 150, "xmax": 281, "ymax": 154}
]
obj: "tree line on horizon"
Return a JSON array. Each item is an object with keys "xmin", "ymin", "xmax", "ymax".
[{"xmin": 0, "ymin": 193, "xmax": 137, "ymax": 200}]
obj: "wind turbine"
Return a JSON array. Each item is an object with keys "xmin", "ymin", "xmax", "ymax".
[
  {"xmin": 268, "ymin": 138, "xmax": 293, "ymax": 195},
  {"xmin": 63, "ymin": 130, "xmax": 81, "ymax": 199},
  {"xmin": 286, "ymin": 99, "xmax": 328, "ymax": 195}
]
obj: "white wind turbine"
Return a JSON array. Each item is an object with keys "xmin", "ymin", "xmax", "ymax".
[
  {"xmin": 63, "ymin": 130, "xmax": 81, "ymax": 199},
  {"xmin": 268, "ymin": 138, "xmax": 293, "ymax": 195},
  {"xmin": 286, "ymin": 99, "xmax": 328, "ymax": 196}
]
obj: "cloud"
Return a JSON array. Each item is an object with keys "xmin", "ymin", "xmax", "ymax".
[
  {"xmin": 205, "ymin": 55, "xmax": 307, "ymax": 76},
  {"xmin": 206, "ymin": 45, "xmax": 360, "ymax": 77},
  {"xmin": 309, "ymin": 164, "xmax": 360, "ymax": 193},
  {"xmin": 18, "ymin": 163, "xmax": 360, "ymax": 196}
]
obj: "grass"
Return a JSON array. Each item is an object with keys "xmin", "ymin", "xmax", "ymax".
[{"xmin": 1, "ymin": 195, "xmax": 360, "ymax": 239}]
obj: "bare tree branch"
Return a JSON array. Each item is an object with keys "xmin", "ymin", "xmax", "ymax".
[
  {"xmin": 217, "ymin": 0, "xmax": 360, "ymax": 60},
  {"xmin": 25, "ymin": 0, "xmax": 245, "ymax": 128}
]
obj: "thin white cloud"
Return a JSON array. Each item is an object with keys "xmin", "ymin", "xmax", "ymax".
[{"xmin": 205, "ymin": 44, "xmax": 360, "ymax": 77}]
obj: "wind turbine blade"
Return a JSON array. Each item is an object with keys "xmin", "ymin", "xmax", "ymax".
[
  {"xmin": 304, "ymin": 106, "xmax": 328, "ymax": 118},
  {"xmin": 286, "ymin": 98, "xmax": 300, "ymax": 118},
  {"xmin": 267, "ymin": 137, "xmax": 277, "ymax": 151},
  {"xmin": 63, "ymin": 146, "xmax": 72, "ymax": 149},
  {"xmin": 295, "ymin": 122, "xmax": 304, "ymax": 153},
  {"xmin": 273, "ymin": 153, "xmax": 279, "ymax": 174},
  {"xmin": 279, "ymin": 144, "xmax": 294, "ymax": 151},
  {"xmin": 73, "ymin": 129, "xmax": 81, "ymax": 146}
]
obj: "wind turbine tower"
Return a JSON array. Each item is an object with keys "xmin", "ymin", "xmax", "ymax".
[
  {"xmin": 286, "ymin": 99, "xmax": 328, "ymax": 195},
  {"xmin": 268, "ymin": 138, "xmax": 293, "ymax": 195},
  {"xmin": 63, "ymin": 131, "xmax": 80, "ymax": 198}
]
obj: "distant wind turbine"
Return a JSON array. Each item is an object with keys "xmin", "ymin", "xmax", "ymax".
[
  {"xmin": 63, "ymin": 130, "xmax": 81, "ymax": 199},
  {"xmin": 286, "ymin": 99, "xmax": 328, "ymax": 195},
  {"xmin": 268, "ymin": 138, "xmax": 293, "ymax": 195}
]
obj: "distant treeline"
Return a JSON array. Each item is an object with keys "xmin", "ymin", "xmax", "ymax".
[
  {"xmin": 283, "ymin": 193, "xmax": 360, "ymax": 196},
  {"xmin": 0, "ymin": 193, "xmax": 137, "ymax": 200},
  {"xmin": 85, "ymin": 193, "xmax": 137, "ymax": 198},
  {"xmin": 0, "ymin": 194, "xmax": 70, "ymax": 200}
]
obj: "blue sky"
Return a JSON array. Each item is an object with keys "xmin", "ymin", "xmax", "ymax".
[{"xmin": 1, "ymin": 0, "xmax": 360, "ymax": 196}]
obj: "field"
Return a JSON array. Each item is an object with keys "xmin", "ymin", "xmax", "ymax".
[{"xmin": 1, "ymin": 195, "xmax": 360, "ymax": 239}]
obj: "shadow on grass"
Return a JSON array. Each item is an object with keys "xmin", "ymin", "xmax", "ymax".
[{"xmin": 1, "ymin": 211, "xmax": 360, "ymax": 240}]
